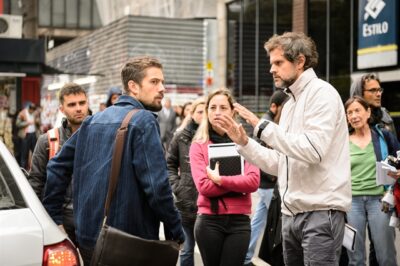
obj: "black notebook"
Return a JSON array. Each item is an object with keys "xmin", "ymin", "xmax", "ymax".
[{"xmin": 208, "ymin": 143, "xmax": 244, "ymax": 176}]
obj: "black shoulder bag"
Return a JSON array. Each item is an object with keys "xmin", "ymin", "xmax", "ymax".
[{"xmin": 91, "ymin": 109, "xmax": 179, "ymax": 266}]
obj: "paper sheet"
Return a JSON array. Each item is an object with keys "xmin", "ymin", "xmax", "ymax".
[
  {"xmin": 376, "ymin": 161, "xmax": 396, "ymax": 186},
  {"xmin": 343, "ymin": 224, "xmax": 357, "ymax": 251}
]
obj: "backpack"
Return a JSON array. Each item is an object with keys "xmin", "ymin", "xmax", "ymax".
[{"xmin": 47, "ymin": 128, "xmax": 60, "ymax": 159}]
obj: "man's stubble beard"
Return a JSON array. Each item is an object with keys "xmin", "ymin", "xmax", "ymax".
[
  {"xmin": 67, "ymin": 116, "xmax": 86, "ymax": 127},
  {"xmin": 275, "ymin": 76, "xmax": 297, "ymax": 89},
  {"xmin": 142, "ymin": 102, "xmax": 162, "ymax": 112}
]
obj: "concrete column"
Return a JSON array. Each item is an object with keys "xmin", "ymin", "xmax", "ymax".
[
  {"xmin": 22, "ymin": 0, "xmax": 37, "ymax": 39},
  {"xmin": 292, "ymin": 0, "xmax": 307, "ymax": 34},
  {"xmin": 216, "ymin": 0, "xmax": 227, "ymax": 89}
]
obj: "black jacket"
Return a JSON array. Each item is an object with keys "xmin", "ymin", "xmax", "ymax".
[
  {"xmin": 166, "ymin": 120, "xmax": 198, "ymax": 226},
  {"xmin": 29, "ymin": 118, "xmax": 73, "ymax": 206},
  {"xmin": 259, "ymin": 184, "xmax": 284, "ymax": 266}
]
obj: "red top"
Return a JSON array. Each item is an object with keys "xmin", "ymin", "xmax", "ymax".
[{"xmin": 189, "ymin": 141, "xmax": 260, "ymax": 215}]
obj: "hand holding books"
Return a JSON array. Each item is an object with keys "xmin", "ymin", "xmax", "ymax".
[
  {"xmin": 208, "ymin": 143, "xmax": 244, "ymax": 176},
  {"xmin": 206, "ymin": 161, "xmax": 222, "ymax": 186}
]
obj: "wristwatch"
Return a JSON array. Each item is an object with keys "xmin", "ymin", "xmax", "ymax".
[{"xmin": 257, "ymin": 120, "xmax": 270, "ymax": 139}]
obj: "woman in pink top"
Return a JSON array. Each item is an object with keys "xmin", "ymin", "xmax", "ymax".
[{"xmin": 189, "ymin": 88, "xmax": 260, "ymax": 266}]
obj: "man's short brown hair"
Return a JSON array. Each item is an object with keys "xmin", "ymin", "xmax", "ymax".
[
  {"xmin": 121, "ymin": 56, "xmax": 163, "ymax": 93},
  {"xmin": 59, "ymin": 83, "xmax": 87, "ymax": 104}
]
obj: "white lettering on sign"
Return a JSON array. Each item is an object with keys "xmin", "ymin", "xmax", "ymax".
[{"xmin": 362, "ymin": 21, "xmax": 389, "ymax": 37}]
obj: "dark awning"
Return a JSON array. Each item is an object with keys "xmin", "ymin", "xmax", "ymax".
[{"xmin": 0, "ymin": 38, "xmax": 101, "ymax": 76}]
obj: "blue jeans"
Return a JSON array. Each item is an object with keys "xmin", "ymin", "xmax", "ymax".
[
  {"xmin": 347, "ymin": 195, "xmax": 397, "ymax": 266},
  {"xmin": 244, "ymin": 188, "xmax": 274, "ymax": 264},
  {"xmin": 195, "ymin": 214, "xmax": 251, "ymax": 266},
  {"xmin": 180, "ymin": 223, "xmax": 195, "ymax": 266}
]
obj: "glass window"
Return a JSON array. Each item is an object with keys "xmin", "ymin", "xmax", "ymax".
[
  {"xmin": 309, "ymin": 0, "xmax": 351, "ymax": 99},
  {"xmin": 277, "ymin": 0, "xmax": 293, "ymax": 34},
  {"xmin": 308, "ymin": 0, "xmax": 327, "ymax": 80},
  {"xmin": 227, "ymin": 0, "xmax": 293, "ymax": 112},
  {"xmin": 330, "ymin": 0, "xmax": 351, "ymax": 98},
  {"xmin": 66, "ymin": 0, "xmax": 78, "ymax": 28},
  {"xmin": 79, "ymin": 0, "xmax": 91, "ymax": 28},
  {"xmin": 227, "ymin": 0, "xmax": 241, "ymax": 90},
  {"xmin": 258, "ymin": 0, "xmax": 274, "ymax": 98},
  {"xmin": 52, "ymin": 0, "xmax": 65, "ymax": 27},
  {"xmin": 38, "ymin": 0, "xmax": 51, "ymax": 27},
  {"xmin": 0, "ymin": 155, "xmax": 26, "ymax": 210},
  {"xmin": 241, "ymin": 0, "xmax": 256, "ymax": 97}
]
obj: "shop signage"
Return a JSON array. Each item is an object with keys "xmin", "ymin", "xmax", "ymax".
[{"xmin": 358, "ymin": 0, "xmax": 397, "ymax": 69}]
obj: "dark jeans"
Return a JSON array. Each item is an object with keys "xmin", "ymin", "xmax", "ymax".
[
  {"xmin": 79, "ymin": 245, "xmax": 94, "ymax": 266},
  {"xmin": 282, "ymin": 210, "xmax": 345, "ymax": 266},
  {"xmin": 20, "ymin": 132, "xmax": 37, "ymax": 169},
  {"xmin": 63, "ymin": 208, "xmax": 76, "ymax": 246},
  {"xmin": 180, "ymin": 223, "xmax": 195, "ymax": 266},
  {"xmin": 194, "ymin": 214, "xmax": 251, "ymax": 266}
]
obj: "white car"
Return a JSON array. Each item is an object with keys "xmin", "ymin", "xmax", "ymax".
[{"xmin": 0, "ymin": 141, "xmax": 81, "ymax": 266}]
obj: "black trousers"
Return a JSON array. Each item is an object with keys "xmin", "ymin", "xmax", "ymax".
[
  {"xmin": 63, "ymin": 208, "xmax": 76, "ymax": 246},
  {"xmin": 194, "ymin": 214, "xmax": 251, "ymax": 266},
  {"xmin": 20, "ymin": 132, "xmax": 37, "ymax": 169},
  {"xmin": 78, "ymin": 245, "xmax": 94, "ymax": 266}
]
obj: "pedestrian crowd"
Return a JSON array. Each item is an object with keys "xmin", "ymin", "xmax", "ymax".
[{"xmin": 2, "ymin": 31, "xmax": 399, "ymax": 266}]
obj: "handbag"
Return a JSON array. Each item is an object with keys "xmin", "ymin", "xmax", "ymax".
[{"xmin": 91, "ymin": 109, "xmax": 179, "ymax": 266}]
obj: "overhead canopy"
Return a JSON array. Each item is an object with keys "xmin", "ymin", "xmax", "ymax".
[{"xmin": 0, "ymin": 38, "xmax": 65, "ymax": 75}]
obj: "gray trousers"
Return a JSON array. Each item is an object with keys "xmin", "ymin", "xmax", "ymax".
[{"xmin": 282, "ymin": 210, "xmax": 345, "ymax": 266}]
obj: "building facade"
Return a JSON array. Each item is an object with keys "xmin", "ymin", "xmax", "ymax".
[
  {"xmin": 43, "ymin": 15, "xmax": 206, "ymax": 119},
  {"xmin": 226, "ymin": 0, "xmax": 400, "ymax": 139}
]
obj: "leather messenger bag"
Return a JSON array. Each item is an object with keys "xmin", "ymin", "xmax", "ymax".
[{"xmin": 91, "ymin": 109, "xmax": 179, "ymax": 266}]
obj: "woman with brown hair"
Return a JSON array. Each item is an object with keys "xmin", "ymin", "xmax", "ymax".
[
  {"xmin": 345, "ymin": 96, "xmax": 399, "ymax": 265},
  {"xmin": 189, "ymin": 88, "xmax": 259, "ymax": 266}
]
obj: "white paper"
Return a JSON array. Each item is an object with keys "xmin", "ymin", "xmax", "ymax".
[
  {"xmin": 376, "ymin": 161, "xmax": 396, "ymax": 186},
  {"xmin": 208, "ymin": 143, "xmax": 244, "ymax": 175},
  {"xmin": 343, "ymin": 224, "xmax": 357, "ymax": 251},
  {"xmin": 208, "ymin": 143, "xmax": 239, "ymax": 158}
]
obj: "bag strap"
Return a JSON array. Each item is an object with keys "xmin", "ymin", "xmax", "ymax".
[
  {"xmin": 47, "ymin": 128, "xmax": 60, "ymax": 159},
  {"xmin": 103, "ymin": 109, "xmax": 140, "ymax": 220}
]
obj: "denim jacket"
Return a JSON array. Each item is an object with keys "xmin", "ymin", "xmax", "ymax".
[{"xmin": 43, "ymin": 95, "xmax": 184, "ymax": 248}]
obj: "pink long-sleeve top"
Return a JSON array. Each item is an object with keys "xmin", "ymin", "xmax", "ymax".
[{"xmin": 189, "ymin": 141, "xmax": 260, "ymax": 215}]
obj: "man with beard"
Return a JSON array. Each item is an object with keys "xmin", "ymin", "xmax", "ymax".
[
  {"xmin": 43, "ymin": 56, "xmax": 184, "ymax": 264},
  {"xmin": 214, "ymin": 32, "xmax": 351, "ymax": 266},
  {"xmin": 350, "ymin": 74, "xmax": 397, "ymax": 266},
  {"xmin": 350, "ymin": 73, "xmax": 396, "ymax": 135},
  {"xmin": 29, "ymin": 83, "xmax": 89, "ymax": 244}
]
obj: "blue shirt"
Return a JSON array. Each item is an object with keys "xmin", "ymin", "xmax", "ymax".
[{"xmin": 43, "ymin": 95, "xmax": 184, "ymax": 248}]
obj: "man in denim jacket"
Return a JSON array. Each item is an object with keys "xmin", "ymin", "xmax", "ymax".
[{"xmin": 43, "ymin": 56, "xmax": 184, "ymax": 264}]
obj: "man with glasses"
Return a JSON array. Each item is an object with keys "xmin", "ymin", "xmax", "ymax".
[
  {"xmin": 350, "ymin": 73, "xmax": 396, "ymax": 134},
  {"xmin": 350, "ymin": 73, "xmax": 397, "ymax": 266}
]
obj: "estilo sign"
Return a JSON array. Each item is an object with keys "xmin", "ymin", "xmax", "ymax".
[{"xmin": 357, "ymin": 0, "xmax": 398, "ymax": 69}]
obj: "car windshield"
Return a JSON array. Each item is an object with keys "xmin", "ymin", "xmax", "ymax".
[
  {"xmin": 0, "ymin": 172, "xmax": 16, "ymax": 209},
  {"xmin": 0, "ymin": 153, "xmax": 26, "ymax": 210}
]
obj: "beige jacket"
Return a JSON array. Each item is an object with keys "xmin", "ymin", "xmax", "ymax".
[{"xmin": 238, "ymin": 68, "xmax": 352, "ymax": 216}]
